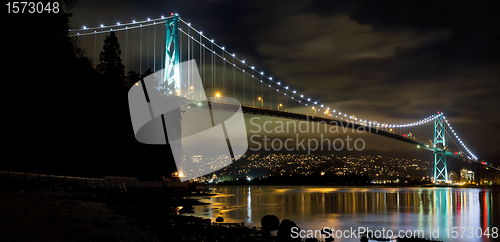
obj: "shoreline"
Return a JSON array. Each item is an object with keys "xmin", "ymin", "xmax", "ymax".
[
  {"xmin": 0, "ymin": 188, "xmax": 446, "ymax": 241},
  {"xmin": 197, "ymin": 183, "xmax": 500, "ymax": 189},
  {"xmin": 0, "ymin": 188, "xmax": 272, "ymax": 241}
]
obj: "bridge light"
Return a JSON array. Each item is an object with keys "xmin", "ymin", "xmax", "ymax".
[
  {"xmin": 261, "ymin": 72, "xmax": 264, "ymax": 75},
  {"xmin": 251, "ymin": 66, "xmax": 254, "ymax": 69},
  {"xmin": 133, "ymin": 20, "xmax": 136, "ymax": 23},
  {"xmin": 100, "ymin": 24, "xmax": 104, "ymax": 27},
  {"xmin": 148, "ymin": 18, "xmax": 151, "ymax": 21},
  {"xmin": 222, "ymin": 46, "xmax": 225, "ymax": 50},
  {"xmin": 83, "ymin": 26, "xmax": 86, "ymax": 29},
  {"xmin": 277, "ymin": 82, "xmax": 280, "ymax": 85}
]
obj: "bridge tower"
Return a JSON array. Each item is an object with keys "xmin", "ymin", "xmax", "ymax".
[
  {"xmin": 163, "ymin": 15, "xmax": 183, "ymax": 178},
  {"xmin": 433, "ymin": 113, "xmax": 448, "ymax": 183},
  {"xmin": 164, "ymin": 15, "xmax": 180, "ymax": 92}
]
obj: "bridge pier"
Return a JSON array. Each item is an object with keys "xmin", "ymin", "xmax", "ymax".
[
  {"xmin": 434, "ymin": 151, "xmax": 448, "ymax": 183},
  {"xmin": 433, "ymin": 114, "xmax": 448, "ymax": 183}
]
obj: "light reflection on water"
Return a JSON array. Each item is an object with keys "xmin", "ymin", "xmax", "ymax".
[{"xmin": 192, "ymin": 186, "xmax": 499, "ymax": 242}]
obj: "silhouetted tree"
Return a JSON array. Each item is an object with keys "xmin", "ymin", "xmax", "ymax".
[
  {"xmin": 126, "ymin": 71, "xmax": 140, "ymax": 87},
  {"xmin": 125, "ymin": 68, "xmax": 154, "ymax": 88},
  {"xmin": 140, "ymin": 67, "xmax": 154, "ymax": 79},
  {"xmin": 97, "ymin": 31, "xmax": 125, "ymax": 83}
]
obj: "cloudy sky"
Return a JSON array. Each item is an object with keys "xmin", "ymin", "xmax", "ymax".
[{"xmin": 69, "ymin": 0, "xmax": 500, "ymax": 164}]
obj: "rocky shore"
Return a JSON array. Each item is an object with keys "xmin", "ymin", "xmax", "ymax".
[
  {"xmin": 1, "ymin": 187, "xmax": 442, "ymax": 242},
  {"xmin": 0, "ymin": 188, "xmax": 272, "ymax": 241}
]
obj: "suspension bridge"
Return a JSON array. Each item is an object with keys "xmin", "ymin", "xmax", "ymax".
[{"xmin": 69, "ymin": 14, "xmax": 499, "ymax": 184}]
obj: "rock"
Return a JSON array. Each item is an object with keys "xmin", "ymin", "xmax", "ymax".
[
  {"xmin": 277, "ymin": 219, "xmax": 301, "ymax": 242},
  {"xmin": 215, "ymin": 216, "xmax": 224, "ymax": 222},
  {"xmin": 261, "ymin": 214, "xmax": 280, "ymax": 231}
]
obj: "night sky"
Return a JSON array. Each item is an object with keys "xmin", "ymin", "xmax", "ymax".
[
  {"xmin": 68, "ymin": 0, "xmax": 499, "ymax": 164},
  {"xmin": 4, "ymin": 0, "xmax": 498, "ymax": 175}
]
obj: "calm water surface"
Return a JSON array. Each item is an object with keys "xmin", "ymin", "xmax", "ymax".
[{"xmin": 190, "ymin": 186, "xmax": 499, "ymax": 242}]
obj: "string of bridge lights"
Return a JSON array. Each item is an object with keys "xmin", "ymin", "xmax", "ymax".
[
  {"xmin": 68, "ymin": 15, "xmax": 174, "ymax": 35},
  {"xmin": 178, "ymin": 17, "xmax": 388, "ymax": 125},
  {"xmin": 68, "ymin": 14, "xmax": 478, "ymax": 161},
  {"xmin": 68, "ymin": 14, "xmax": 438, "ymax": 128},
  {"xmin": 442, "ymin": 114, "xmax": 477, "ymax": 160}
]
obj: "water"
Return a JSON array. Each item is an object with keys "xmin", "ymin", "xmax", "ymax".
[{"xmin": 190, "ymin": 186, "xmax": 499, "ymax": 241}]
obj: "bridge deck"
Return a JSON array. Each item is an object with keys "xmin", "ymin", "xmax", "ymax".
[{"xmin": 183, "ymin": 100, "xmax": 499, "ymax": 172}]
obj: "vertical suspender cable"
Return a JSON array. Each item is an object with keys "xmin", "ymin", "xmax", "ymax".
[
  {"xmin": 252, "ymin": 69, "xmax": 254, "ymax": 107},
  {"xmin": 125, "ymin": 27, "xmax": 128, "ymax": 73},
  {"xmin": 132, "ymin": 26, "xmax": 135, "ymax": 71},
  {"xmin": 187, "ymin": 26, "xmax": 190, "ymax": 98},
  {"xmin": 233, "ymin": 55, "xmax": 235, "ymax": 98},
  {"xmin": 94, "ymin": 32, "xmax": 96, "ymax": 68},
  {"xmin": 154, "ymin": 23, "xmax": 156, "ymax": 72},
  {"xmin": 241, "ymin": 63, "xmax": 245, "ymax": 105},
  {"xmin": 211, "ymin": 42, "xmax": 214, "ymax": 94},
  {"xmin": 147, "ymin": 25, "xmax": 149, "ymax": 70},
  {"xmin": 140, "ymin": 25, "xmax": 142, "ymax": 74}
]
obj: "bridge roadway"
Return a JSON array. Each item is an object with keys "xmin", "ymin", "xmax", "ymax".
[{"xmin": 181, "ymin": 99, "xmax": 499, "ymax": 172}]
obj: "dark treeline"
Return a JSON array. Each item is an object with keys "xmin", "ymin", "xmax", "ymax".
[{"xmin": 4, "ymin": 9, "xmax": 176, "ymax": 179}]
